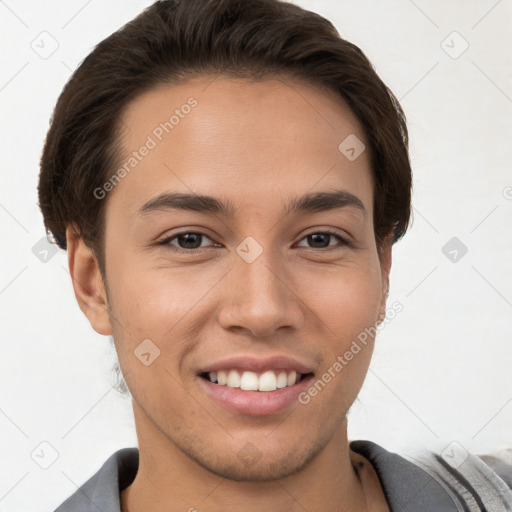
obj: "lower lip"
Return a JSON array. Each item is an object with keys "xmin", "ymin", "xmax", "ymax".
[{"xmin": 197, "ymin": 374, "xmax": 315, "ymax": 416}]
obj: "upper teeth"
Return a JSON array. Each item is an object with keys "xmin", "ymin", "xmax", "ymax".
[{"xmin": 207, "ymin": 369, "xmax": 299, "ymax": 391}]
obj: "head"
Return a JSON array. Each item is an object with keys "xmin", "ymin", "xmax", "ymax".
[{"xmin": 38, "ymin": 0, "xmax": 411, "ymax": 481}]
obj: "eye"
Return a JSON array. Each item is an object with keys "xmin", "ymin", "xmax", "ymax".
[
  {"xmin": 158, "ymin": 229, "xmax": 351, "ymax": 252},
  {"xmin": 160, "ymin": 232, "xmax": 217, "ymax": 251},
  {"xmin": 296, "ymin": 231, "xmax": 350, "ymax": 249}
]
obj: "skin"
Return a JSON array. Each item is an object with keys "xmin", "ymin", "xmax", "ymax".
[{"xmin": 67, "ymin": 75, "xmax": 392, "ymax": 512}]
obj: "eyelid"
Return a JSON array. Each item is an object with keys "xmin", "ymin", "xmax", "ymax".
[
  {"xmin": 157, "ymin": 230, "xmax": 218, "ymax": 250},
  {"xmin": 158, "ymin": 227, "xmax": 352, "ymax": 251},
  {"xmin": 297, "ymin": 228, "xmax": 352, "ymax": 247}
]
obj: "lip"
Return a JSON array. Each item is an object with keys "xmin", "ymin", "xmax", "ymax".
[
  {"xmin": 197, "ymin": 355, "xmax": 315, "ymax": 375},
  {"xmin": 197, "ymin": 373, "xmax": 315, "ymax": 416}
]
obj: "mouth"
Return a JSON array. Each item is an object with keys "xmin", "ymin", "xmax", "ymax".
[
  {"xmin": 199, "ymin": 369, "xmax": 314, "ymax": 392},
  {"xmin": 197, "ymin": 369, "xmax": 315, "ymax": 416}
]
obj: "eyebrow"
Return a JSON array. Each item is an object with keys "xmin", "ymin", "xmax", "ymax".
[{"xmin": 138, "ymin": 190, "xmax": 366, "ymax": 219}]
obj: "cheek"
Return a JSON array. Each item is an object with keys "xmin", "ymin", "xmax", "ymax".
[
  {"xmin": 296, "ymin": 266, "xmax": 383, "ymax": 417},
  {"xmin": 106, "ymin": 259, "xmax": 221, "ymax": 345},
  {"xmin": 306, "ymin": 264, "xmax": 383, "ymax": 338},
  {"xmin": 105, "ymin": 268, "xmax": 206, "ymax": 401}
]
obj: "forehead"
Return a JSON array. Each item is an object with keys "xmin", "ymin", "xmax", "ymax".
[{"xmin": 110, "ymin": 76, "xmax": 373, "ymax": 219}]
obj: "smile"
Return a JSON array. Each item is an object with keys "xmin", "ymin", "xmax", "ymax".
[
  {"xmin": 198, "ymin": 370, "xmax": 315, "ymax": 416},
  {"xmin": 201, "ymin": 369, "xmax": 307, "ymax": 392}
]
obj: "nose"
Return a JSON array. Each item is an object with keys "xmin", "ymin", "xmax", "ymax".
[{"xmin": 217, "ymin": 244, "xmax": 304, "ymax": 338}]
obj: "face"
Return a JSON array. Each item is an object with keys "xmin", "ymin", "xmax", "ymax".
[{"xmin": 72, "ymin": 75, "xmax": 391, "ymax": 481}]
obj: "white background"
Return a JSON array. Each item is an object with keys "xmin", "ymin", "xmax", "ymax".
[{"xmin": 1, "ymin": 0, "xmax": 511, "ymax": 510}]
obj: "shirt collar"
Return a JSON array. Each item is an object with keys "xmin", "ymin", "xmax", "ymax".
[{"xmin": 350, "ymin": 440, "xmax": 458, "ymax": 511}]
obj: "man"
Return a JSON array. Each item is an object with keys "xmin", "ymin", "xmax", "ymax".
[{"xmin": 38, "ymin": 0, "xmax": 512, "ymax": 510}]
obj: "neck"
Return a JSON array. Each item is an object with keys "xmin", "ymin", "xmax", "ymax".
[{"xmin": 121, "ymin": 399, "xmax": 370, "ymax": 512}]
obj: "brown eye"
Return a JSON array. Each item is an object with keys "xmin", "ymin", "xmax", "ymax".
[
  {"xmin": 296, "ymin": 231, "xmax": 350, "ymax": 249},
  {"xmin": 160, "ymin": 232, "xmax": 216, "ymax": 251}
]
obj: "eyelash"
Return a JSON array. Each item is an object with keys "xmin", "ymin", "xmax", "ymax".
[{"xmin": 157, "ymin": 229, "xmax": 352, "ymax": 253}]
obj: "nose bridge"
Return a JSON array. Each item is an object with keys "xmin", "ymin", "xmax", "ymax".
[
  {"xmin": 239, "ymin": 245, "xmax": 282, "ymax": 301},
  {"xmin": 217, "ymin": 236, "xmax": 302, "ymax": 336}
]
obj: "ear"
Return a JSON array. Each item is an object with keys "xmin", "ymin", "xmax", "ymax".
[
  {"xmin": 376, "ymin": 231, "xmax": 393, "ymax": 326},
  {"xmin": 66, "ymin": 226, "xmax": 112, "ymax": 336}
]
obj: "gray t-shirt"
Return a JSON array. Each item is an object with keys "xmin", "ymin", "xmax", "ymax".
[{"xmin": 53, "ymin": 440, "xmax": 512, "ymax": 511}]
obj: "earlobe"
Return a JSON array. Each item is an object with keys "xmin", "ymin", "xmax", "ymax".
[
  {"xmin": 377, "ymin": 234, "xmax": 393, "ymax": 325},
  {"xmin": 66, "ymin": 226, "xmax": 112, "ymax": 336}
]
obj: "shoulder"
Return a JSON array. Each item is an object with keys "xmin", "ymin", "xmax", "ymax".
[
  {"xmin": 53, "ymin": 447, "xmax": 139, "ymax": 512},
  {"xmin": 350, "ymin": 440, "xmax": 512, "ymax": 512},
  {"xmin": 478, "ymin": 447, "xmax": 512, "ymax": 489}
]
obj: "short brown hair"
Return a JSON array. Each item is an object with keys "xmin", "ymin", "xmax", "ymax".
[{"xmin": 38, "ymin": 0, "xmax": 412, "ymax": 271}]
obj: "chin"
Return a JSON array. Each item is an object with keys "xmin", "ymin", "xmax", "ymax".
[{"xmin": 188, "ymin": 436, "xmax": 325, "ymax": 482}]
